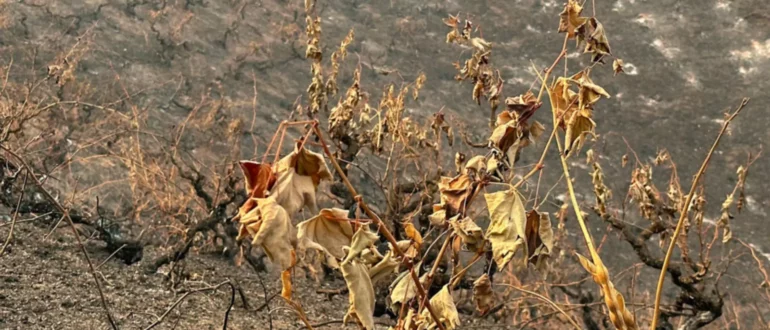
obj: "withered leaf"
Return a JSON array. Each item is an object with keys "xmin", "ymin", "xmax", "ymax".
[
  {"xmin": 418, "ymin": 285, "xmax": 461, "ymax": 330},
  {"xmin": 438, "ymin": 174, "xmax": 475, "ymax": 216},
  {"xmin": 564, "ymin": 108, "xmax": 596, "ymax": 156},
  {"xmin": 390, "ymin": 267, "xmax": 426, "ymax": 310},
  {"xmin": 613, "ymin": 59, "xmax": 625, "ymax": 76},
  {"xmin": 505, "ymin": 91, "xmax": 542, "ymax": 117},
  {"xmin": 558, "ymin": 0, "xmax": 588, "ymax": 39},
  {"xmin": 525, "ymin": 210, "xmax": 554, "ymax": 268},
  {"xmin": 342, "ymin": 226, "xmax": 379, "ymax": 264},
  {"xmin": 369, "ymin": 250, "xmax": 400, "ymax": 285},
  {"xmin": 342, "ymin": 259, "xmax": 376, "ymax": 330},
  {"xmin": 297, "ymin": 208, "xmax": 354, "ymax": 268},
  {"xmin": 272, "ymin": 142, "xmax": 333, "ymax": 215},
  {"xmin": 403, "ymin": 221, "xmax": 424, "ymax": 249},
  {"xmin": 484, "ymin": 188, "xmax": 528, "ymax": 270},
  {"xmin": 579, "ymin": 18, "xmax": 612, "ymax": 63},
  {"xmin": 449, "ymin": 215, "xmax": 485, "ymax": 252},
  {"xmin": 239, "ymin": 197, "xmax": 297, "ymax": 271},
  {"xmin": 473, "ymin": 274, "xmax": 494, "ymax": 315},
  {"xmin": 236, "ymin": 161, "xmax": 276, "ymax": 238}
]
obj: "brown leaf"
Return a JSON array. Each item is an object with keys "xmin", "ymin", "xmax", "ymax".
[
  {"xmin": 564, "ymin": 108, "xmax": 596, "ymax": 156},
  {"xmin": 239, "ymin": 197, "xmax": 297, "ymax": 271},
  {"xmin": 558, "ymin": 0, "xmax": 588, "ymax": 39},
  {"xmin": 342, "ymin": 259, "xmax": 376, "ymax": 330},
  {"xmin": 505, "ymin": 91, "xmax": 542, "ymax": 117},
  {"xmin": 438, "ymin": 174, "xmax": 475, "ymax": 216},
  {"xmin": 579, "ymin": 18, "xmax": 612, "ymax": 63},
  {"xmin": 297, "ymin": 208, "xmax": 355, "ymax": 268},
  {"xmin": 525, "ymin": 210, "xmax": 554, "ymax": 268},
  {"xmin": 484, "ymin": 188, "xmax": 527, "ymax": 269},
  {"xmin": 473, "ymin": 274, "xmax": 494, "ymax": 315}
]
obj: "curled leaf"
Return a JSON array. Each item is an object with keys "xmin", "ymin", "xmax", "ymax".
[
  {"xmin": 579, "ymin": 18, "xmax": 612, "ymax": 63},
  {"xmin": 525, "ymin": 210, "xmax": 554, "ymax": 268},
  {"xmin": 272, "ymin": 142, "xmax": 333, "ymax": 215},
  {"xmin": 558, "ymin": 0, "xmax": 588, "ymax": 39},
  {"xmin": 342, "ymin": 226, "xmax": 379, "ymax": 264},
  {"xmin": 240, "ymin": 197, "xmax": 297, "ymax": 271},
  {"xmin": 473, "ymin": 274, "xmax": 494, "ymax": 315},
  {"xmin": 449, "ymin": 215, "xmax": 485, "ymax": 252},
  {"xmin": 419, "ymin": 285, "xmax": 461, "ymax": 330},
  {"xmin": 613, "ymin": 59, "xmax": 625, "ymax": 76},
  {"xmin": 438, "ymin": 174, "xmax": 475, "ymax": 216},
  {"xmin": 484, "ymin": 188, "xmax": 527, "ymax": 269},
  {"xmin": 403, "ymin": 221, "xmax": 424, "ymax": 249},
  {"xmin": 342, "ymin": 260, "xmax": 376, "ymax": 330},
  {"xmin": 297, "ymin": 208, "xmax": 355, "ymax": 268},
  {"xmin": 390, "ymin": 267, "xmax": 426, "ymax": 311},
  {"xmin": 369, "ymin": 250, "xmax": 400, "ymax": 285}
]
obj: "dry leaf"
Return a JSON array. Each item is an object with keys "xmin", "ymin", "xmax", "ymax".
[
  {"xmin": 342, "ymin": 259, "xmax": 376, "ymax": 330},
  {"xmin": 418, "ymin": 285, "xmax": 461, "ymax": 330},
  {"xmin": 390, "ymin": 267, "xmax": 426, "ymax": 310},
  {"xmin": 438, "ymin": 174, "xmax": 474, "ymax": 216},
  {"xmin": 484, "ymin": 188, "xmax": 527, "ymax": 269},
  {"xmin": 297, "ymin": 208, "xmax": 355, "ymax": 268},
  {"xmin": 239, "ymin": 197, "xmax": 297, "ymax": 271},
  {"xmin": 342, "ymin": 226, "xmax": 379, "ymax": 264},
  {"xmin": 525, "ymin": 210, "xmax": 554, "ymax": 268},
  {"xmin": 369, "ymin": 250, "xmax": 400, "ymax": 285},
  {"xmin": 558, "ymin": 0, "xmax": 588, "ymax": 39},
  {"xmin": 429, "ymin": 208, "xmax": 448, "ymax": 227},
  {"xmin": 403, "ymin": 222, "xmax": 424, "ymax": 248},
  {"xmin": 579, "ymin": 18, "xmax": 612, "ymax": 63},
  {"xmin": 473, "ymin": 274, "xmax": 494, "ymax": 315},
  {"xmin": 272, "ymin": 142, "xmax": 333, "ymax": 215},
  {"xmin": 613, "ymin": 59, "xmax": 625, "ymax": 76},
  {"xmin": 463, "ymin": 155, "xmax": 487, "ymax": 175},
  {"xmin": 449, "ymin": 215, "xmax": 485, "ymax": 252}
]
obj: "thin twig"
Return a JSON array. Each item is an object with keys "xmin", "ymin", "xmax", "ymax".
[
  {"xmin": 0, "ymin": 146, "xmax": 119, "ymax": 330},
  {"xmin": 1, "ymin": 171, "xmax": 28, "ymax": 256},
  {"xmin": 143, "ymin": 280, "xmax": 235, "ymax": 330},
  {"xmin": 495, "ymin": 283, "xmax": 582, "ymax": 330},
  {"xmin": 650, "ymin": 97, "xmax": 749, "ymax": 330}
]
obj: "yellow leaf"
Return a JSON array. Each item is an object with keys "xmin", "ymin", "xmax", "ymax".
[
  {"xmin": 389, "ymin": 268, "xmax": 426, "ymax": 311},
  {"xmin": 463, "ymin": 155, "xmax": 487, "ymax": 175},
  {"xmin": 297, "ymin": 208, "xmax": 355, "ymax": 269},
  {"xmin": 369, "ymin": 250, "xmax": 400, "ymax": 285},
  {"xmin": 484, "ymin": 188, "xmax": 527, "ymax": 269},
  {"xmin": 342, "ymin": 226, "xmax": 379, "ymax": 264},
  {"xmin": 403, "ymin": 222, "xmax": 423, "ymax": 248},
  {"xmin": 418, "ymin": 285, "xmax": 461, "ymax": 330},
  {"xmin": 342, "ymin": 259, "xmax": 376, "ymax": 330},
  {"xmin": 241, "ymin": 197, "xmax": 297, "ymax": 271}
]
